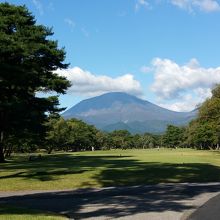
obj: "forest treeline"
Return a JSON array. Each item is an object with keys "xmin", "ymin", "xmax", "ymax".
[{"xmin": 3, "ymin": 83, "xmax": 220, "ymax": 156}]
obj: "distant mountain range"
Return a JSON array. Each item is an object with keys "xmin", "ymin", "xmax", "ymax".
[{"xmin": 62, "ymin": 92, "xmax": 197, "ymax": 134}]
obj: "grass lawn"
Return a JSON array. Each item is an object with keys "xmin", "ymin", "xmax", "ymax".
[
  {"xmin": 1, "ymin": 148, "xmax": 220, "ymax": 191},
  {"xmin": 0, "ymin": 204, "xmax": 67, "ymax": 219}
]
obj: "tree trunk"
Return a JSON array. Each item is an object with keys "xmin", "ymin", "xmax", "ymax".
[
  {"xmin": 0, "ymin": 131, "xmax": 5, "ymax": 163},
  {"xmin": 0, "ymin": 110, "xmax": 7, "ymax": 163},
  {"xmin": 5, "ymin": 145, "xmax": 13, "ymax": 158},
  {"xmin": 47, "ymin": 146, "xmax": 53, "ymax": 154}
]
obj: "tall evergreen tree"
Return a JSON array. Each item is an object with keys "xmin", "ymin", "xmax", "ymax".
[{"xmin": 0, "ymin": 3, "xmax": 70, "ymax": 162}]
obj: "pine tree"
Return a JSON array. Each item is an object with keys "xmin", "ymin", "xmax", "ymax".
[{"xmin": 0, "ymin": 3, "xmax": 70, "ymax": 162}]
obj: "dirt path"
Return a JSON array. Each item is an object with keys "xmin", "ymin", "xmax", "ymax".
[{"xmin": 1, "ymin": 183, "xmax": 220, "ymax": 220}]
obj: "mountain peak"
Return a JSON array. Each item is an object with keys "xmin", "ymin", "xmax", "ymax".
[
  {"xmin": 62, "ymin": 92, "xmax": 197, "ymax": 133},
  {"xmin": 64, "ymin": 92, "xmax": 148, "ymax": 115},
  {"xmin": 86, "ymin": 92, "xmax": 146, "ymax": 104}
]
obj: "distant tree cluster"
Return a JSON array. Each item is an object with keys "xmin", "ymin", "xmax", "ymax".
[
  {"xmin": 163, "ymin": 84, "xmax": 220, "ymax": 150},
  {"xmin": 184, "ymin": 85, "xmax": 220, "ymax": 150},
  {"xmin": 45, "ymin": 116, "xmax": 98, "ymax": 153},
  {"xmin": 42, "ymin": 116, "xmax": 162, "ymax": 154},
  {"xmin": 2, "ymin": 114, "xmax": 163, "ymax": 155}
]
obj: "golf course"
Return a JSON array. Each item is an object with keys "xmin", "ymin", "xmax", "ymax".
[
  {"xmin": 1, "ymin": 149, "xmax": 220, "ymax": 191},
  {"xmin": 1, "ymin": 149, "xmax": 220, "ymax": 219}
]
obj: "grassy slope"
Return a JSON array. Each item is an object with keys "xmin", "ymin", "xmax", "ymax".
[
  {"xmin": 1, "ymin": 149, "xmax": 220, "ymax": 191},
  {"xmin": 0, "ymin": 204, "xmax": 67, "ymax": 220}
]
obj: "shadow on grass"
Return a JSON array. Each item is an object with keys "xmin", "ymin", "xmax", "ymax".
[
  {"xmin": 1, "ymin": 154, "xmax": 220, "ymax": 183},
  {"xmin": 0, "ymin": 169, "xmax": 88, "ymax": 181},
  {"xmin": 1, "ymin": 154, "xmax": 220, "ymax": 218},
  {"xmin": 0, "ymin": 204, "xmax": 66, "ymax": 219},
  {"xmin": 94, "ymin": 162, "xmax": 220, "ymax": 186},
  {"xmin": 0, "ymin": 154, "xmax": 132, "ymax": 181}
]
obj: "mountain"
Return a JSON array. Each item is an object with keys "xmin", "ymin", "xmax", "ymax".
[{"xmin": 62, "ymin": 92, "xmax": 197, "ymax": 134}]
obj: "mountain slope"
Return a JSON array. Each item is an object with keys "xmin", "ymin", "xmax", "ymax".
[{"xmin": 62, "ymin": 92, "xmax": 197, "ymax": 133}]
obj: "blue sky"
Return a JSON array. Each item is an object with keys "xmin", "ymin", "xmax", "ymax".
[{"xmin": 4, "ymin": 0, "xmax": 220, "ymax": 111}]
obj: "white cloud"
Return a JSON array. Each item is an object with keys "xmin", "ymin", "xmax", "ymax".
[
  {"xmin": 171, "ymin": 0, "xmax": 187, "ymax": 8},
  {"xmin": 170, "ymin": 0, "xmax": 220, "ymax": 12},
  {"xmin": 81, "ymin": 27, "xmax": 89, "ymax": 38},
  {"xmin": 64, "ymin": 18, "xmax": 76, "ymax": 31},
  {"xmin": 134, "ymin": 0, "xmax": 220, "ymax": 13},
  {"xmin": 56, "ymin": 67, "xmax": 143, "ymax": 97},
  {"xmin": 48, "ymin": 2, "xmax": 55, "ymax": 11},
  {"xmin": 158, "ymin": 94, "xmax": 206, "ymax": 112},
  {"xmin": 147, "ymin": 58, "xmax": 220, "ymax": 111},
  {"xmin": 140, "ymin": 66, "xmax": 152, "ymax": 73},
  {"xmin": 151, "ymin": 58, "xmax": 220, "ymax": 99},
  {"xmin": 135, "ymin": 0, "xmax": 150, "ymax": 11},
  {"xmin": 32, "ymin": 0, "xmax": 44, "ymax": 15}
]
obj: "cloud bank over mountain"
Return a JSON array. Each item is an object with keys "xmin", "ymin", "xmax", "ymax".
[
  {"xmin": 56, "ymin": 67, "xmax": 142, "ymax": 98},
  {"xmin": 56, "ymin": 57, "xmax": 220, "ymax": 112},
  {"xmin": 149, "ymin": 58, "xmax": 220, "ymax": 111}
]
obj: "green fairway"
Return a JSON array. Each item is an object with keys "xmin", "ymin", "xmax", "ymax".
[
  {"xmin": 0, "ymin": 204, "xmax": 67, "ymax": 219},
  {"xmin": 1, "ymin": 149, "xmax": 220, "ymax": 191}
]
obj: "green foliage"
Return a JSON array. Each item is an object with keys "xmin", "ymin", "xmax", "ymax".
[
  {"xmin": 186, "ymin": 84, "xmax": 220, "ymax": 149},
  {"xmin": 109, "ymin": 130, "xmax": 132, "ymax": 149},
  {"xmin": 45, "ymin": 117, "xmax": 99, "ymax": 153},
  {"xmin": 138, "ymin": 133, "xmax": 156, "ymax": 149},
  {"xmin": 43, "ymin": 117, "xmax": 162, "ymax": 152},
  {"xmin": 45, "ymin": 117, "xmax": 69, "ymax": 153},
  {"xmin": 0, "ymin": 3, "xmax": 70, "ymax": 161},
  {"xmin": 66, "ymin": 118, "xmax": 98, "ymax": 151},
  {"xmin": 163, "ymin": 125, "xmax": 185, "ymax": 148}
]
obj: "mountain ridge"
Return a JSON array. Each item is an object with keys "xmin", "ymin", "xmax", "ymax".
[{"xmin": 62, "ymin": 92, "xmax": 197, "ymax": 133}]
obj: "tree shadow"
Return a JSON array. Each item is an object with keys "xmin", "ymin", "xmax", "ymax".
[
  {"xmin": 0, "ymin": 204, "xmax": 66, "ymax": 218},
  {"xmin": 0, "ymin": 154, "xmax": 131, "ymax": 182},
  {"xmin": 94, "ymin": 162, "xmax": 220, "ymax": 186},
  {"xmin": 1, "ymin": 183, "xmax": 220, "ymax": 219},
  {"xmin": 0, "ymin": 169, "xmax": 88, "ymax": 181},
  {"xmin": 1, "ymin": 154, "xmax": 220, "ymax": 219},
  {"xmin": 1, "ymin": 153, "xmax": 220, "ymax": 184}
]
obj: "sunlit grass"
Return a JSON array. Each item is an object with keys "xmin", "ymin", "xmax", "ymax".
[
  {"xmin": 0, "ymin": 204, "xmax": 67, "ymax": 220},
  {"xmin": 1, "ymin": 148, "xmax": 220, "ymax": 191}
]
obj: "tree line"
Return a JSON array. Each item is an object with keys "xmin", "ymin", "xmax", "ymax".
[
  {"xmin": 45, "ymin": 86, "xmax": 220, "ymax": 152},
  {"xmin": 4, "ymin": 81, "xmax": 220, "ymax": 157},
  {"xmin": 3, "ymin": 115, "xmax": 162, "ymax": 156}
]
